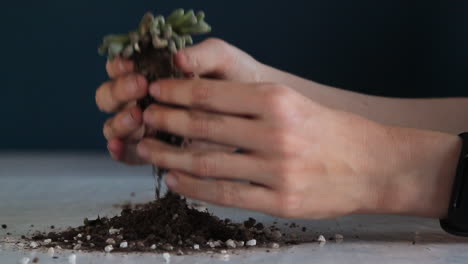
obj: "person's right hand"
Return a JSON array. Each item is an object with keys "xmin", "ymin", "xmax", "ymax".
[{"xmin": 95, "ymin": 38, "xmax": 265, "ymax": 164}]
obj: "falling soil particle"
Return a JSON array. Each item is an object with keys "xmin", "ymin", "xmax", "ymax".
[
  {"xmin": 28, "ymin": 193, "xmax": 290, "ymax": 252},
  {"xmin": 32, "ymin": 257, "xmax": 39, "ymax": 263},
  {"xmin": 1, "ymin": 224, "xmax": 7, "ymax": 229}
]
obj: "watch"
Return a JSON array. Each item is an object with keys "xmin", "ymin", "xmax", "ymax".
[{"xmin": 440, "ymin": 132, "xmax": 468, "ymax": 236}]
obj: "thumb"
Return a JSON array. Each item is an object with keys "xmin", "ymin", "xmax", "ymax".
[{"xmin": 174, "ymin": 38, "xmax": 235, "ymax": 77}]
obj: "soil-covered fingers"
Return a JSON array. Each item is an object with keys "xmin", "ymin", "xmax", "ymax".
[
  {"xmin": 136, "ymin": 139, "xmax": 272, "ymax": 185},
  {"xmin": 165, "ymin": 170, "xmax": 278, "ymax": 214},
  {"xmin": 96, "ymin": 73, "xmax": 148, "ymax": 113},
  {"xmin": 103, "ymin": 106, "xmax": 144, "ymax": 141},
  {"xmin": 106, "ymin": 57, "xmax": 134, "ymax": 79},
  {"xmin": 143, "ymin": 104, "xmax": 264, "ymax": 150}
]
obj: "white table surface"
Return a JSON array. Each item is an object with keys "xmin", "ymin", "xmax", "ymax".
[{"xmin": 1, "ymin": 152, "xmax": 468, "ymax": 264}]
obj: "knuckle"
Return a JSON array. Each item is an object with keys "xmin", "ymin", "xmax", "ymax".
[
  {"xmin": 272, "ymin": 160, "xmax": 294, "ymax": 181},
  {"xmin": 205, "ymin": 38, "xmax": 228, "ymax": 49},
  {"xmin": 191, "ymin": 152, "xmax": 217, "ymax": 177},
  {"xmin": 215, "ymin": 182, "xmax": 238, "ymax": 206},
  {"xmin": 269, "ymin": 129, "xmax": 296, "ymax": 157},
  {"xmin": 260, "ymin": 84, "xmax": 291, "ymax": 112},
  {"xmin": 188, "ymin": 112, "xmax": 217, "ymax": 139},
  {"xmin": 276, "ymin": 192, "xmax": 302, "ymax": 219},
  {"xmin": 190, "ymin": 81, "xmax": 214, "ymax": 108},
  {"xmin": 205, "ymin": 38, "xmax": 235, "ymax": 71}
]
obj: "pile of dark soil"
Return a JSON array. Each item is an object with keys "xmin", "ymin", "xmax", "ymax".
[{"xmin": 30, "ymin": 193, "xmax": 286, "ymax": 253}]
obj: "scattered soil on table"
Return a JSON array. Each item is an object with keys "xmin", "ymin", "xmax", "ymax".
[
  {"xmin": 29, "ymin": 193, "xmax": 291, "ymax": 253},
  {"xmin": 1, "ymin": 224, "xmax": 7, "ymax": 229},
  {"xmin": 32, "ymin": 257, "xmax": 39, "ymax": 263}
]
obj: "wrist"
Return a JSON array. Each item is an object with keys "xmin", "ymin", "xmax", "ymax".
[{"xmin": 376, "ymin": 127, "xmax": 462, "ymax": 218}]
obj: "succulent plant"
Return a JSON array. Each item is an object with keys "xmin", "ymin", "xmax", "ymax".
[
  {"xmin": 98, "ymin": 9, "xmax": 211, "ymax": 61},
  {"xmin": 98, "ymin": 10, "xmax": 212, "ymax": 199}
]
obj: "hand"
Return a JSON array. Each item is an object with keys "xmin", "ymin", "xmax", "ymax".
[
  {"xmin": 136, "ymin": 78, "xmax": 461, "ymax": 219},
  {"xmin": 95, "ymin": 38, "xmax": 264, "ymax": 164}
]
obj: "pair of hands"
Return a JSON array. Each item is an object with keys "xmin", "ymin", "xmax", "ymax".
[{"xmin": 96, "ymin": 39, "xmax": 458, "ymax": 219}]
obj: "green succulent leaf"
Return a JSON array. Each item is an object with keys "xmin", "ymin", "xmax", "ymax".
[
  {"xmin": 98, "ymin": 9, "xmax": 211, "ymax": 58},
  {"xmin": 179, "ymin": 20, "xmax": 211, "ymax": 34},
  {"xmin": 167, "ymin": 9, "xmax": 185, "ymax": 25}
]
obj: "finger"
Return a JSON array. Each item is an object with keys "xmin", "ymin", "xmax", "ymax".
[
  {"xmin": 107, "ymin": 139, "xmax": 123, "ymax": 160},
  {"xmin": 136, "ymin": 139, "xmax": 272, "ymax": 185},
  {"xmin": 103, "ymin": 106, "xmax": 144, "ymax": 141},
  {"xmin": 96, "ymin": 73, "xmax": 148, "ymax": 113},
  {"xmin": 106, "ymin": 57, "xmax": 134, "ymax": 79},
  {"xmin": 107, "ymin": 138, "xmax": 147, "ymax": 165},
  {"xmin": 165, "ymin": 170, "xmax": 277, "ymax": 214},
  {"xmin": 143, "ymin": 104, "xmax": 262, "ymax": 149},
  {"xmin": 149, "ymin": 79, "xmax": 265, "ymax": 116},
  {"xmin": 174, "ymin": 38, "xmax": 235, "ymax": 77}
]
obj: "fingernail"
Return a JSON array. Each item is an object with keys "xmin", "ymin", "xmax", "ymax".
[
  {"xmin": 150, "ymin": 83, "xmax": 160, "ymax": 97},
  {"xmin": 122, "ymin": 112, "xmax": 136, "ymax": 128},
  {"xmin": 143, "ymin": 109, "xmax": 153, "ymax": 125},
  {"xmin": 166, "ymin": 173, "xmax": 178, "ymax": 188},
  {"xmin": 137, "ymin": 143, "xmax": 150, "ymax": 159}
]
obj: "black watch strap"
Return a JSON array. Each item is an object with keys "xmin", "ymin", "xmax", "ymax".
[{"xmin": 440, "ymin": 132, "xmax": 468, "ymax": 236}]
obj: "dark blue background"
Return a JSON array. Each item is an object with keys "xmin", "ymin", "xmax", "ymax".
[{"xmin": 1, "ymin": 1, "xmax": 467, "ymax": 150}]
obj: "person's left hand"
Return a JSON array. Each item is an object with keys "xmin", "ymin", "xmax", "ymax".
[{"xmin": 135, "ymin": 78, "xmax": 408, "ymax": 219}]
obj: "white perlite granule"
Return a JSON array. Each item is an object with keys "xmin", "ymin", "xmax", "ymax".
[
  {"xmin": 68, "ymin": 254, "xmax": 77, "ymax": 264},
  {"xmin": 73, "ymin": 244, "xmax": 81, "ymax": 250},
  {"xmin": 150, "ymin": 244, "xmax": 157, "ymax": 250},
  {"xmin": 43, "ymin": 239, "xmax": 52, "ymax": 245},
  {"xmin": 29, "ymin": 242, "xmax": 38, "ymax": 249},
  {"xmin": 317, "ymin": 235, "xmax": 326, "ymax": 243},
  {"xmin": 220, "ymin": 250, "xmax": 228, "ymax": 254},
  {"xmin": 246, "ymin": 239, "xmax": 256, "ymax": 247},
  {"xmin": 86, "ymin": 235, "xmax": 91, "ymax": 241},
  {"xmin": 106, "ymin": 238, "xmax": 116, "ymax": 245},
  {"xmin": 269, "ymin": 242, "xmax": 280, "ymax": 249},
  {"xmin": 225, "ymin": 239, "xmax": 236, "ymax": 248},
  {"xmin": 334, "ymin": 234, "xmax": 344, "ymax": 241},
  {"xmin": 104, "ymin": 245, "xmax": 114, "ymax": 253},
  {"xmin": 272, "ymin": 230, "xmax": 282, "ymax": 239},
  {"xmin": 109, "ymin": 228, "xmax": 120, "ymax": 235},
  {"xmin": 120, "ymin": 241, "xmax": 128, "ymax": 248},
  {"xmin": 162, "ymin": 252, "xmax": 171, "ymax": 263},
  {"xmin": 48, "ymin": 247, "xmax": 55, "ymax": 257},
  {"xmin": 213, "ymin": 240, "xmax": 222, "ymax": 247},
  {"xmin": 17, "ymin": 257, "xmax": 30, "ymax": 264},
  {"xmin": 77, "ymin": 234, "xmax": 82, "ymax": 238},
  {"xmin": 193, "ymin": 244, "xmax": 200, "ymax": 250},
  {"xmin": 207, "ymin": 241, "xmax": 215, "ymax": 248},
  {"xmin": 234, "ymin": 241, "xmax": 245, "ymax": 247}
]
